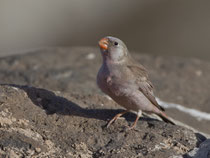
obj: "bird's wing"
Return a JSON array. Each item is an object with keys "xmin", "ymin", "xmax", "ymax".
[{"xmin": 127, "ymin": 64, "xmax": 165, "ymax": 111}]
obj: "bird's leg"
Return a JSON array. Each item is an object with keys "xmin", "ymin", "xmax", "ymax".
[
  {"xmin": 128, "ymin": 110, "xmax": 142, "ymax": 130},
  {"xmin": 107, "ymin": 110, "xmax": 129, "ymax": 128}
]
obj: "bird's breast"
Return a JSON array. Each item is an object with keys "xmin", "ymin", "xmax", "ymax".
[
  {"xmin": 97, "ymin": 63, "xmax": 136, "ymax": 96},
  {"xmin": 97, "ymin": 65, "xmax": 111, "ymax": 94}
]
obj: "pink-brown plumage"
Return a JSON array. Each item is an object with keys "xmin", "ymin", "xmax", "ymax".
[{"xmin": 97, "ymin": 36, "xmax": 175, "ymax": 129}]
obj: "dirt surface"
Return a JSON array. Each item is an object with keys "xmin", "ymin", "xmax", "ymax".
[
  {"xmin": 0, "ymin": 47, "xmax": 209, "ymax": 157},
  {"xmin": 0, "ymin": 47, "xmax": 209, "ymax": 134},
  {"xmin": 0, "ymin": 85, "xmax": 206, "ymax": 157}
]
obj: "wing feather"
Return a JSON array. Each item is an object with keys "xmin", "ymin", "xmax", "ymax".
[{"xmin": 127, "ymin": 64, "xmax": 165, "ymax": 111}]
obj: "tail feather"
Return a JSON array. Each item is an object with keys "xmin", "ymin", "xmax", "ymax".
[{"xmin": 158, "ymin": 112, "xmax": 175, "ymax": 125}]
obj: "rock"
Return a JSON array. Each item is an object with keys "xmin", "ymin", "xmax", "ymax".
[
  {"xmin": 193, "ymin": 139, "xmax": 210, "ymax": 158},
  {"xmin": 0, "ymin": 47, "xmax": 209, "ymax": 134},
  {"xmin": 0, "ymin": 85, "xmax": 206, "ymax": 157},
  {"xmin": 0, "ymin": 47, "xmax": 209, "ymax": 157},
  {"xmin": 183, "ymin": 139, "xmax": 210, "ymax": 158}
]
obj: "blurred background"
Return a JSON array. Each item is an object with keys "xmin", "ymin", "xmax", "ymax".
[{"xmin": 0, "ymin": 0, "xmax": 210, "ymax": 60}]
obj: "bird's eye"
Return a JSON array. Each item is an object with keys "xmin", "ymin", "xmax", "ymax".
[{"xmin": 114, "ymin": 42, "xmax": 118, "ymax": 46}]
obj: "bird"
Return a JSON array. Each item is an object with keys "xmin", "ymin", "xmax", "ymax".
[{"xmin": 97, "ymin": 36, "xmax": 175, "ymax": 129}]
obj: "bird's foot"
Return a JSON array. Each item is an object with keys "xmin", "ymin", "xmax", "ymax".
[
  {"xmin": 106, "ymin": 119, "xmax": 116, "ymax": 128},
  {"xmin": 106, "ymin": 110, "xmax": 129, "ymax": 128},
  {"xmin": 126, "ymin": 124, "xmax": 136, "ymax": 130}
]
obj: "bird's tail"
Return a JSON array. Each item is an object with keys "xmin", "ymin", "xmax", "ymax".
[{"xmin": 157, "ymin": 112, "xmax": 175, "ymax": 125}]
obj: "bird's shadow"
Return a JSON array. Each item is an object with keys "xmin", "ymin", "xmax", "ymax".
[{"xmin": 4, "ymin": 84, "xmax": 158, "ymax": 124}]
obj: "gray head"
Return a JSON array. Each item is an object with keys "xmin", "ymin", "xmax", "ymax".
[{"xmin": 98, "ymin": 36, "xmax": 129, "ymax": 63}]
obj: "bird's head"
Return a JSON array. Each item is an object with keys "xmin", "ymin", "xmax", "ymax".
[{"xmin": 98, "ymin": 36, "xmax": 128, "ymax": 63}]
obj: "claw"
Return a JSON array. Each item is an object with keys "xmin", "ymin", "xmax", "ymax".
[{"xmin": 106, "ymin": 110, "xmax": 128, "ymax": 128}]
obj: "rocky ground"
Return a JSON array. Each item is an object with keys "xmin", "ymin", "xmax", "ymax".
[{"xmin": 0, "ymin": 47, "xmax": 209, "ymax": 157}]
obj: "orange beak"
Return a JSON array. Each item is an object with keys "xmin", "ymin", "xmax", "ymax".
[{"xmin": 99, "ymin": 38, "xmax": 108, "ymax": 50}]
